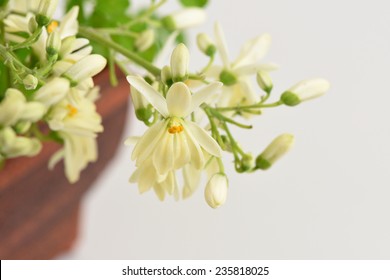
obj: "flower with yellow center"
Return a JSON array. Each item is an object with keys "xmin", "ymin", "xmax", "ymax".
[{"xmin": 127, "ymin": 76, "xmax": 223, "ymax": 176}]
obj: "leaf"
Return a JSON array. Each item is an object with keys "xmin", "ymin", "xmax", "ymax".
[{"xmin": 179, "ymin": 0, "xmax": 208, "ymax": 7}]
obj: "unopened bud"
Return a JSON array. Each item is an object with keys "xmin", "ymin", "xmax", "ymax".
[
  {"xmin": 255, "ymin": 134, "xmax": 294, "ymax": 170},
  {"xmin": 280, "ymin": 79, "xmax": 330, "ymax": 106},
  {"xmin": 63, "ymin": 54, "xmax": 106, "ymax": 84},
  {"xmin": 170, "ymin": 43, "xmax": 189, "ymax": 82},
  {"xmin": 28, "ymin": 17, "xmax": 38, "ymax": 33},
  {"xmin": 14, "ymin": 121, "xmax": 32, "ymax": 134},
  {"xmin": 135, "ymin": 29, "xmax": 155, "ymax": 52},
  {"xmin": 196, "ymin": 33, "xmax": 216, "ymax": 56},
  {"xmin": 162, "ymin": 8, "xmax": 206, "ymax": 31},
  {"xmin": 161, "ymin": 65, "xmax": 173, "ymax": 87},
  {"xmin": 256, "ymin": 70, "xmax": 273, "ymax": 94},
  {"xmin": 23, "ymin": 74, "xmax": 38, "ymax": 90},
  {"xmin": 36, "ymin": 0, "xmax": 59, "ymax": 26},
  {"xmin": 46, "ymin": 31, "xmax": 61, "ymax": 57},
  {"xmin": 240, "ymin": 154, "xmax": 254, "ymax": 172},
  {"xmin": 204, "ymin": 173, "xmax": 228, "ymax": 209}
]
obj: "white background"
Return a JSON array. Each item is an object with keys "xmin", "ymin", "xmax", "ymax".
[{"xmin": 62, "ymin": 0, "xmax": 390, "ymax": 259}]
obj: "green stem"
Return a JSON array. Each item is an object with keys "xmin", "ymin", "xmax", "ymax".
[
  {"xmin": 78, "ymin": 26, "xmax": 161, "ymax": 77},
  {"xmin": 10, "ymin": 27, "xmax": 42, "ymax": 51},
  {"xmin": 95, "ymin": 28, "xmax": 139, "ymax": 38},
  {"xmin": 207, "ymin": 106, "xmax": 252, "ymax": 129},
  {"xmin": 216, "ymin": 100, "xmax": 283, "ymax": 112},
  {"xmin": 125, "ymin": 0, "xmax": 167, "ymax": 28},
  {"xmin": 216, "ymin": 157, "xmax": 225, "ymax": 173},
  {"xmin": 200, "ymin": 55, "xmax": 214, "ymax": 74},
  {"xmin": 108, "ymin": 50, "xmax": 118, "ymax": 86},
  {"xmin": 0, "ymin": 44, "xmax": 35, "ymax": 78}
]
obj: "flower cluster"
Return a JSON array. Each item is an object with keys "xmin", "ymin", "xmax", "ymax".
[
  {"xmin": 126, "ymin": 23, "xmax": 330, "ymax": 208},
  {"xmin": 0, "ymin": 0, "xmax": 106, "ymax": 182}
]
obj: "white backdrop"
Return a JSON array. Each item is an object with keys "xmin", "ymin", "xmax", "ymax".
[{"xmin": 63, "ymin": 0, "xmax": 390, "ymax": 259}]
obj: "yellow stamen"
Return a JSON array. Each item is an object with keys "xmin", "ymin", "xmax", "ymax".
[
  {"xmin": 168, "ymin": 125, "xmax": 184, "ymax": 134},
  {"xmin": 67, "ymin": 104, "xmax": 78, "ymax": 117},
  {"xmin": 47, "ymin": 21, "xmax": 59, "ymax": 34}
]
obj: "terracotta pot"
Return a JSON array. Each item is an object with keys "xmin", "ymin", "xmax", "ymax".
[{"xmin": 0, "ymin": 69, "xmax": 130, "ymax": 259}]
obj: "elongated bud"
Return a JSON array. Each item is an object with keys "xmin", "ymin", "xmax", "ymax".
[
  {"xmin": 46, "ymin": 31, "xmax": 61, "ymax": 57},
  {"xmin": 161, "ymin": 65, "xmax": 173, "ymax": 86},
  {"xmin": 34, "ymin": 77, "xmax": 70, "ymax": 107},
  {"xmin": 255, "ymin": 134, "xmax": 294, "ymax": 170},
  {"xmin": 162, "ymin": 8, "xmax": 206, "ymax": 31},
  {"xmin": 256, "ymin": 70, "xmax": 273, "ymax": 94},
  {"xmin": 281, "ymin": 79, "xmax": 330, "ymax": 106},
  {"xmin": 23, "ymin": 74, "xmax": 38, "ymax": 90},
  {"xmin": 170, "ymin": 43, "xmax": 189, "ymax": 82},
  {"xmin": 130, "ymin": 86, "xmax": 153, "ymax": 123},
  {"xmin": 36, "ymin": 0, "xmax": 59, "ymax": 26},
  {"xmin": 204, "ymin": 173, "xmax": 228, "ymax": 209},
  {"xmin": 196, "ymin": 33, "xmax": 216, "ymax": 56},
  {"xmin": 135, "ymin": 29, "xmax": 155, "ymax": 52},
  {"xmin": 28, "ymin": 17, "xmax": 38, "ymax": 33},
  {"xmin": 63, "ymin": 54, "xmax": 106, "ymax": 85},
  {"xmin": 0, "ymin": 127, "xmax": 41, "ymax": 158}
]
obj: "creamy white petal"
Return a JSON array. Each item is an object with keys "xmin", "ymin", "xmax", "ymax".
[
  {"xmin": 153, "ymin": 184, "xmax": 166, "ymax": 201},
  {"xmin": 185, "ymin": 121, "xmax": 221, "ymax": 157},
  {"xmin": 58, "ymin": 6, "xmax": 79, "ymax": 39},
  {"xmin": 214, "ymin": 22, "xmax": 230, "ymax": 68},
  {"xmin": 189, "ymin": 82, "xmax": 222, "ymax": 113},
  {"xmin": 173, "ymin": 132, "xmax": 190, "ymax": 169},
  {"xmin": 153, "ymin": 132, "xmax": 174, "ymax": 175},
  {"xmin": 127, "ymin": 76, "xmax": 169, "ymax": 118},
  {"xmin": 184, "ymin": 128, "xmax": 204, "ymax": 169},
  {"xmin": 233, "ymin": 33, "xmax": 272, "ymax": 68},
  {"xmin": 234, "ymin": 62, "xmax": 278, "ymax": 76},
  {"xmin": 166, "ymin": 82, "xmax": 191, "ymax": 117},
  {"xmin": 182, "ymin": 163, "xmax": 202, "ymax": 199}
]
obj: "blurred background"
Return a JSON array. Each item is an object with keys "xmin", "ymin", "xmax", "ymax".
[{"xmin": 61, "ymin": 0, "xmax": 390, "ymax": 259}]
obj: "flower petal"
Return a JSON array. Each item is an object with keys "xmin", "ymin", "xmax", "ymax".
[
  {"xmin": 127, "ymin": 76, "xmax": 169, "ymax": 117},
  {"xmin": 183, "ymin": 126, "xmax": 205, "ymax": 169},
  {"xmin": 166, "ymin": 82, "xmax": 191, "ymax": 117},
  {"xmin": 173, "ymin": 132, "xmax": 190, "ymax": 169},
  {"xmin": 214, "ymin": 22, "xmax": 231, "ymax": 68},
  {"xmin": 182, "ymin": 164, "xmax": 202, "ymax": 199},
  {"xmin": 185, "ymin": 121, "xmax": 222, "ymax": 157},
  {"xmin": 190, "ymin": 82, "xmax": 222, "ymax": 113},
  {"xmin": 153, "ymin": 132, "xmax": 174, "ymax": 175},
  {"xmin": 233, "ymin": 33, "xmax": 271, "ymax": 68}
]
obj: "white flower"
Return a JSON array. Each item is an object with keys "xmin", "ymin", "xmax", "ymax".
[
  {"xmin": 211, "ymin": 22, "xmax": 277, "ymax": 108},
  {"xmin": 47, "ymin": 95, "xmax": 103, "ymax": 183},
  {"xmin": 127, "ymin": 76, "xmax": 223, "ymax": 175},
  {"xmin": 34, "ymin": 77, "xmax": 70, "ymax": 107},
  {"xmin": 255, "ymin": 133, "xmax": 294, "ymax": 170},
  {"xmin": 280, "ymin": 79, "xmax": 330, "ymax": 106},
  {"xmin": 0, "ymin": 127, "xmax": 41, "ymax": 158},
  {"xmin": 196, "ymin": 33, "xmax": 216, "ymax": 56},
  {"xmin": 0, "ymin": 88, "xmax": 45, "ymax": 126},
  {"xmin": 204, "ymin": 173, "xmax": 228, "ymax": 209}
]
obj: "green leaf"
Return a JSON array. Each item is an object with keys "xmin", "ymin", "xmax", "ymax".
[{"xmin": 179, "ymin": 0, "xmax": 208, "ymax": 7}]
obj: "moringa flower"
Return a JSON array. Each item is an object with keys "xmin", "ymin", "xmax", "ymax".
[
  {"xmin": 204, "ymin": 173, "xmax": 228, "ymax": 209},
  {"xmin": 127, "ymin": 76, "xmax": 223, "ymax": 175},
  {"xmin": 280, "ymin": 79, "xmax": 330, "ymax": 106}
]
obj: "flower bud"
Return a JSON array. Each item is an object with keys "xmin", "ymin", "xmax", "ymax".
[
  {"xmin": 240, "ymin": 154, "xmax": 254, "ymax": 172},
  {"xmin": 256, "ymin": 70, "xmax": 273, "ymax": 94},
  {"xmin": 135, "ymin": 29, "xmax": 155, "ymax": 52},
  {"xmin": 23, "ymin": 74, "xmax": 38, "ymax": 90},
  {"xmin": 28, "ymin": 17, "xmax": 38, "ymax": 33},
  {"xmin": 170, "ymin": 43, "xmax": 189, "ymax": 82},
  {"xmin": 196, "ymin": 33, "xmax": 216, "ymax": 56},
  {"xmin": 0, "ymin": 89, "xmax": 26, "ymax": 126},
  {"xmin": 280, "ymin": 79, "xmax": 330, "ymax": 106},
  {"xmin": 204, "ymin": 173, "xmax": 228, "ymax": 209},
  {"xmin": 219, "ymin": 69, "xmax": 237, "ymax": 86},
  {"xmin": 34, "ymin": 77, "xmax": 70, "ymax": 107},
  {"xmin": 0, "ymin": 127, "xmax": 41, "ymax": 158},
  {"xmin": 255, "ymin": 134, "xmax": 294, "ymax": 170},
  {"xmin": 162, "ymin": 8, "xmax": 206, "ymax": 31},
  {"xmin": 36, "ymin": 0, "xmax": 59, "ymax": 26},
  {"xmin": 14, "ymin": 121, "xmax": 32, "ymax": 134},
  {"xmin": 63, "ymin": 54, "xmax": 107, "ymax": 84},
  {"xmin": 46, "ymin": 31, "xmax": 61, "ymax": 57},
  {"xmin": 129, "ymin": 85, "xmax": 153, "ymax": 123},
  {"xmin": 161, "ymin": 65, "xmax": 173, "ymax": 87}
]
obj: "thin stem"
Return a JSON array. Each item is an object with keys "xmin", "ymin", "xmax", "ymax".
[
  {"xmin": 78, "ymin": 26, "xmax": 161, "ymax": 77},
  {"xmin": 200, "ymin": 55, "xmax": 214, "ymax": 74},
  {"xmin": 10, "ymin": 27, "xmax": 42, "ymax": 51},
  {"xmin": 95, "ymin": 28, "xmax": 139, "ymax": 38},
  {"xmin": 125, "ymin": 0, "xmax": 167, "ymax": 28},
  {"xmin": 216, "ymin": 100, "xmax": 283, "ymax": 112},
  {"xmin": 207, "ymin": 106, "xmax": 252, "ymax": 129},
  {"xmin": 216, "ymin": 157, "xmax": 225, "ymax": 173},
  {"xmin": 108, "ymin": 50, "xmax": 118, "ymax": 86}
]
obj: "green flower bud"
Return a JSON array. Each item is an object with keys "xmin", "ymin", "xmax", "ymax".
[
  {"xmin": 219, "ymin": 69, "xmax": 237, "ymax": 86},
  {"xmin": 135, "ymin": 107, "xmax": 153, "ymax": 123},
  {"xmin": 280, "ymin": 79, "xmax": 330, "ymax": 106},
  {"xmin": 14, "ymin": 121, "xmax": 32, "ymax": 134},
  {"xmin": 161, "ymin": 65, "xmax": 173, "ymax": 87},
  {"xmin": 46, "ymin": 31, "xmax": 61, "ymax": 57},
  {"xmin": 255, "ymin": 134, "xmax": 294, "ymax": 170},
  {"xmin": 240, "ymin": 154, "xmax": 254, "ymax": 172},
  {"xmin": 23, "ymin": 74, "xmax": 38, "ymax": 90},
  {"xmin": 36, "ymin": 0, "xmax": 59, "ymax": 26},
  {"xmin": 256, "ymin": 70, "xmax": 273, "ymax": 94},
  {"xmin": 135, "ymin": 29, "xmax": 155, "ymax": 52},
  {"xmin": 196, "ymin": 33, "xmax": 216, "ymax": 56},
  {"xmin": 28, "ymin": 17, "xmax": 38, "ymax": 33},
  {"xmin": 170, "ymin": 43, "xmax": 189, "ymax": 82}
]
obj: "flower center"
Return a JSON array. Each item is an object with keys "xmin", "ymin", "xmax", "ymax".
[
  {"xmin": 67, "ymin": 104, "xmax": 78, "ymax": 117},
  {"xmin": 47, "ymin": 21, "xmax": 59, "ymax": 34},
  {"xmin": 168, "ymin": 118, "xmax": 184, "ymax": 134}
]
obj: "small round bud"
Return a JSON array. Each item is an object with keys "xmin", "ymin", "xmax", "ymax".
[
  {"xmin": 28, "ymin": 17, "xmax": 38, "ymax": 33},
  {"xmin": 135, "ymin": 107, "xmax": 153, "ymax": 123},
  {"xmin": 23, "ymin": 74, "xmax": 38, "ymax": 90},
  {"xmin": 240, "ymin": 154, "xmax": 254, "ymax": 172},
  {"xmin": 204, "ymin": 173, "xmax": 228, "ymax": 209},
  {"xmin": 219, "ymin": 69, "xmax": 237, "ymax": 86},
  {"xmin": 14, "ymin": 121, "xmax": 32, "ymax": 134},
  {"xmin": 135, "ymin": 29, "xmax": 155, "ymax": 52},
  {"xmin": 255, "ymin": 134, "xmax": 294, "ymax": 170}
]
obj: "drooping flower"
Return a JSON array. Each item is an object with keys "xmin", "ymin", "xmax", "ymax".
[{"xmin": 127, "ymin": 76, "xmax": 223, "ymax": 175}]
